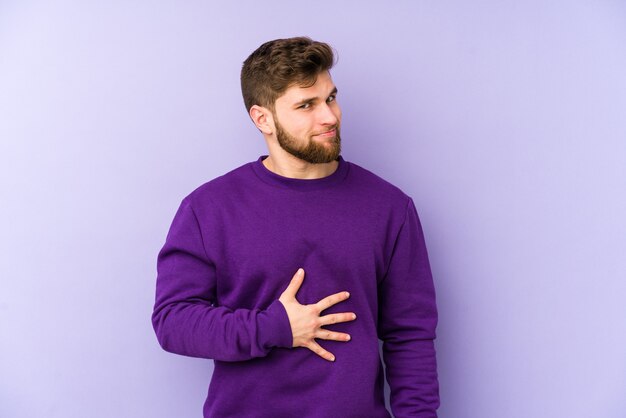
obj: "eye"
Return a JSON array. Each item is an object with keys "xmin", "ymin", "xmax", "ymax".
[
  {"xmin": 326, "ymin": 94, "xmax": 336, "ymax": 103},
  {"xmin": 298, "ymin": 102, "xmax": 312, "ymax": 109}
]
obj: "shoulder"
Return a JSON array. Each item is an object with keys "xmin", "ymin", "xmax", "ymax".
[
  {"xmin": 344, "ymin": 159, "xmax": 411, "ymax": 209},
  {"xmin": 183, "ymin": 160, "xmax": 255, "ymax": 207}
]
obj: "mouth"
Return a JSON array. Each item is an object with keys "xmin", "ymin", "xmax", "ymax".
[{"xmin": 315, "ymin": 128, "xmax": 337, "ymax": 138}]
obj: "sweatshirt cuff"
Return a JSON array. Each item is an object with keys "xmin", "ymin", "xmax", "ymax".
[{"xmin": 256, "ymin": 299, "xmax": 293, "ymax": 349}]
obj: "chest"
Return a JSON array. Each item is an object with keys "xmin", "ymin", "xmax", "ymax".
[{"xmin": 207, "ymin": 192, "xmax": 391, "ymax": 309}]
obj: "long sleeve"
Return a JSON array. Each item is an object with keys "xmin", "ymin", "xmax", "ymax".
[
  {"xmin": 378, "ymin": 198, "xmax": 439, "ymax": 417},
  {"xmin": 151, "ymin": 197, "xmax": 293, "ymax": 361}
]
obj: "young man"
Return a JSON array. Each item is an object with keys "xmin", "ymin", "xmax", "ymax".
[{"xmin": 152, "ymin": 37, "xmax": 439, "ymax": 417}]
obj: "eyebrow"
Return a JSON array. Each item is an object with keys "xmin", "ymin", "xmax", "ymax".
[{"xmin": 293, "ymin": 86, "xmax": 338, "ymax": 107}]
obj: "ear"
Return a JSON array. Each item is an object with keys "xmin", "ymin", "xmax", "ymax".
[{"xmin": 249, "ymin": 105, "xmax": 274, "ymax": 135}]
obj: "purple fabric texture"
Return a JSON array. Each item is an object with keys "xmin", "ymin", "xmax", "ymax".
[{"xmin": 152, "ymin": 155, "xmax": 439, "ymax": 417}]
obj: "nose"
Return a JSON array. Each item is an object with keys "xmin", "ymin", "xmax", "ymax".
[{"xmin": 317, "ymin": 102, "xmax": 340, "ymax": 126}]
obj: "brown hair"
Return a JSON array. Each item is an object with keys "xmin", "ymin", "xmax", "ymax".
[{"xmin": 240, "ymin": 37, "xmax": 335, "ymax": 112}]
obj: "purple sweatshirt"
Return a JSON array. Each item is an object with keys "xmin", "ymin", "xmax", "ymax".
[{"xmin": 152, "ymin": 155, "xmax": 439, "ymax": 417}]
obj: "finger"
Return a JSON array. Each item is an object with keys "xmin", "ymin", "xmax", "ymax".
[
  {"xmin": 306, "ymin": 340, "xmax": 335, "ymax": 362},
  {"xmin": 315, "ymin": 291, "xmax": 350, "ymax": 312},
  {"xmin": 315, "ymin": 329, "xmax": 352, "ymax": 342},
  {"xmin": 319, "ymin": 312, "xmax": 357, "ymax": 327},
  {"xmin": 281, "ymin": 268, "xmax": 305, "ymax": 299}
]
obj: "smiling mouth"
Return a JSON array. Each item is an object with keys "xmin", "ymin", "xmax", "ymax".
[{"xmin": 315, "ymin": 128, "xmax": 337, "ymax": 137}]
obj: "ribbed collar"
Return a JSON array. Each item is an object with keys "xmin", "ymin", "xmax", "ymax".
[{"xmin": 250, "ymin": 155, "xmax": 350, "ymax": 191}]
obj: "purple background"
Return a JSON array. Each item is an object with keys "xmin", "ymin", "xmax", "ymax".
[{"xmin": 1, "ymin": 1, "xmax": 625, "ymax": 417}]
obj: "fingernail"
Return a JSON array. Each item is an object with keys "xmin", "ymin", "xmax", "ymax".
[
  {"xmin": 330, "ymin": 355, "xmax": 335, "ymax": 362},
  {"xmin": 345, "ymin": 291, "xmax": 350, "ymax": 298},
  {"xmin": 346, "ymin": 335, "xmax": 351, "ymax": 341},
  {"xmin": 352, "ymin": 313, "xmax": 357, "ymax": 320},
  {"xmin": 298, "ymin": 268, "xmax": 304, "ymax": 276}
]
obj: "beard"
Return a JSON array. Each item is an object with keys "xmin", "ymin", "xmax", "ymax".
[{"xmin": 274, "ymin": 118, "xmax": 341, "ymax": 164}]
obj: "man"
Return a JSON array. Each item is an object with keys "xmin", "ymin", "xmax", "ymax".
[{"xmin": 152, "ymin": 36, "xmax": 439, "ymax": 417}]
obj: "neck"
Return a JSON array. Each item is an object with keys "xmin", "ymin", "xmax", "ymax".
[{"xmin": 262, "ymin": 151, "xmax": 339, "ymax": 180}]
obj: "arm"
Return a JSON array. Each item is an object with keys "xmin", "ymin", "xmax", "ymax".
[
  {"xmin": 151, "ymin": 197, "xmax": 356, "ymax": 362},
  {"xmin": 151, "ymin": 197, "xmax": 293, "ymax": 361},
  {"xmin": 378, "ymin": 198, "xmax": 439, "ymax": 417}
]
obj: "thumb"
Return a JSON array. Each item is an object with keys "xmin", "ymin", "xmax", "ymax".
[{"xmin": 280, "ymin": 268, "xmax": 305, "ymax": 300}]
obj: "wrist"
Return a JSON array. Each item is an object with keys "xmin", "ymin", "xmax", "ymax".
[{"xmin": 256, "ymin": 299, "xmax": 293, "ymax": 349}]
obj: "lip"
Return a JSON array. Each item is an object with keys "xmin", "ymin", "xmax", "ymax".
[{"xmin": 315, "ymin": 129, "xmax": 336, "ymax": 138}]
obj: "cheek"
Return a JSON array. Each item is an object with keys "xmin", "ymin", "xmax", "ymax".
[
  {"xmin": 290, "ymin": 118, "xmax": 314, "ymax": 135},
  {"xmin": 277, "ymin": 115, "xmax": 307, "ymax": 136}
]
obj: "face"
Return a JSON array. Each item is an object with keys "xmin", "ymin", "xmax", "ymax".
[{"xmin": 271, "ymin": 71, "xmax": 342, "ymax": 164}]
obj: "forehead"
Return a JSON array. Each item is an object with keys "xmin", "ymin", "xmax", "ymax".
[{"xmin": 278, "ymin": 71, "xmax": 336, "ymax": 103}]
